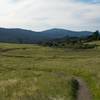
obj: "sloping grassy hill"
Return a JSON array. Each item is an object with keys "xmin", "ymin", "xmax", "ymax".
[{"xmin": 0, "ymin": 42, "xmax": 100, "ymax": 100}]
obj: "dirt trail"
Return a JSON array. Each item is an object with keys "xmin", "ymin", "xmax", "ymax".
[{"xmin": 77, "ymin": 78, "xmax": 92, "ymax": 100}]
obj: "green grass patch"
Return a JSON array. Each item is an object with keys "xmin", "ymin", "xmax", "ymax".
[{"xmin": 0, "ymin": 42, "xmax": 100, "ymax": 100}]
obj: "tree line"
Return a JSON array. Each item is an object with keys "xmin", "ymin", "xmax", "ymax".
[{"xmin": 39, "ymin": 30, "xmax": 100, "ymax": 49}]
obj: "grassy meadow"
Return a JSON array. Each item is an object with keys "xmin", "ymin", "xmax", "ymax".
[{"xmin": 0, "ymin": 41, "xmax": 100, "ymax": 100}]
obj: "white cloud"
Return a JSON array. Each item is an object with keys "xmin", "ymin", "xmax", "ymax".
[{"xmin": 0, "ymin": 0, "xmax": 100, "ymax": 31}]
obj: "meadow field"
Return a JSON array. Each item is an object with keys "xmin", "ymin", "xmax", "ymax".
[{"xmin": 0, "ymin": 42, "xmax": 100, "ymax": 100}]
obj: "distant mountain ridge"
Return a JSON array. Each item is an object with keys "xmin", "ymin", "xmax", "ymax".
[{"xmin": 0, "ymin": 28, "xmax": 92, "ymax": 44}]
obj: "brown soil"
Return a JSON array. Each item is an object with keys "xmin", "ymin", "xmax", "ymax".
[{"xmin": 77, "ymin": 78, "xmax": 92, "ymax": 100}]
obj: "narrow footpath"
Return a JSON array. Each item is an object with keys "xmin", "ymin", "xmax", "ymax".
[{"xmin": 77, "ymin": 78, "xmax": 92, "ymax": 100}]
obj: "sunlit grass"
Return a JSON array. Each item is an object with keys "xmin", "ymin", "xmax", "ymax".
[{"xmin": 0, "ymin": 42, "xmax": 100, "ymax": 100}]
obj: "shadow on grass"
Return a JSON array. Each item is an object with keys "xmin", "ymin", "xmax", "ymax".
[{"xmin": 69, "ymin": 78, "xmax": 79, "ymax": 100}]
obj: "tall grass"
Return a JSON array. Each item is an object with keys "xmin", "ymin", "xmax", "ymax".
[{"xmin": 0, "ymin": 42, "xmax": 100, "ymax": 100}]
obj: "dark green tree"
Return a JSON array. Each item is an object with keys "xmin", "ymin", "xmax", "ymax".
[{"xmin": 92, "ymin": 30, "xmax": 100, "ymax": 40}]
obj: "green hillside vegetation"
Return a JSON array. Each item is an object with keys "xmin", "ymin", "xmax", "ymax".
[{"xmin": 40, "ymin": 31, "xmax": 100, "ymax": 49}]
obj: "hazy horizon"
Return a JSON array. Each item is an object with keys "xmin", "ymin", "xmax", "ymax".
[{"xmin": 0, "ymin": 0, "xmax": 100, "ymax": 31}]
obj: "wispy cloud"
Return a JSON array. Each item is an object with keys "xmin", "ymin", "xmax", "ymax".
[{"xmin": 0, "ymin": 0, "xmax": 100, "ymax": 31}]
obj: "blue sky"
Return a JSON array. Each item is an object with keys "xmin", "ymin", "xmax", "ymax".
[
  {"xmin": 0, "ymin": 0, "xmax": 100, "ymax": 31},
  {"xmin": 76, "ymin": 0, "xmax": 100, "ymax": 3},
  {"xmin": 76, "ymin": 0, "xmax": 97, "ymax": 2}
]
